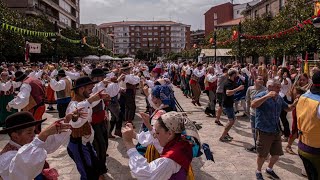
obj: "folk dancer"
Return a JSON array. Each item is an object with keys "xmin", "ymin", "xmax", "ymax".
[
  {"xmin": 6, "ymin": 71, "xmax": 46, "ymax": 133},
  {"xmin": 66, "ymin": 76, "xmax": 109, "ymax": 180}
]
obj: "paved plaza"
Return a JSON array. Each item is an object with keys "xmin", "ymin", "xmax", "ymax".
[{"xmin": 0, "ymin": 87, "xmax": 306, "ymax": 180}]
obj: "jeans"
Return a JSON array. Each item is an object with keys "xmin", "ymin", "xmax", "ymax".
[{"xmin": 250, "ymin": 115, "xmax": 257, "ymax": 148}]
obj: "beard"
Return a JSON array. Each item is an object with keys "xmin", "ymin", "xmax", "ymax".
[{"xmin": 83, "ymin": 90, "xmax": 90, "ymax": 98}]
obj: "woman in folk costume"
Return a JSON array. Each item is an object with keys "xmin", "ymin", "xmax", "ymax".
[
  {"xmin": 122, "ymin": 111, "xmax": 201, "ymax": 180},
  {"xmin": 0, "ymin": 71, "xmax": 19, "ymax": 127},
  {"xmin": 44, "ymin": 64, "xmax": 57, "ymax": 110},
  {"xmin": 0, "ymin": 111, "xmax": 73, "ymax": 180}
]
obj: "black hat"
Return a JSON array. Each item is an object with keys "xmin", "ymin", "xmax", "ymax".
[
  {"xmin": 91, "ymin": 68, "xmax": 105, "ymax": 78},
  {"xmin": 15, "ymin": 71, "xmax": 27, "ymax": 82},
  {"xmin": 121, "ymin": 62, "xmax": 132, "ymax": 70},
  {"xmin": 75, "ymin": 64, "xmax": 82, "ymax": 71},
  {"xmin": 102, "ymin": 68, "xmax": 110, "ymax": 74},
  {"xmin": 58, "ymin": 69, "xmax": 66, "ymax": 77},
  {"xmin": 0, "ymin": 112, "xmax": 46, "ymax": 134},
  {"xmin": 311, "ymin": 71, "xmax": 320, "ymax": 94},
  {"xmin": 72, "ymin": 76, "xmax": 98, "ymax": 90}
]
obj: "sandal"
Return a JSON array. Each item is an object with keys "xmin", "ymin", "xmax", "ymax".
[{"xmin": 285, "ymin": 146, "xmax": 296, "ymax": 155}]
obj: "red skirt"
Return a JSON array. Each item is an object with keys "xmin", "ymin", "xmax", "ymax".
[{"xmin": 45, "ymin": 86, "xmax": 56, "ymax": 104}]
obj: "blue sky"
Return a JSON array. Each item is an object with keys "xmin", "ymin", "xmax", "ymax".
[{"xmin": 80, "ymin": 0, "xmax": 253, "ymax": 30}]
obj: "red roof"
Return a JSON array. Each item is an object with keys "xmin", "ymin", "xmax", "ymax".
[
  {"xmin": 99, "ymin": 21, "xmax": 190, "ymax": 28},
  {"xmin": 216, "ymin": 18, "xmax": 243, "ymax": 27}
]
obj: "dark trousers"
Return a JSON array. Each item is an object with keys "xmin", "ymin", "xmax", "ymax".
[
  {"xmin": 279, "ymin": 96, "xmax": 291, "ymax": 137},
  {"xmin": 125, "ymin": 90, "xmax": 136, "ymax": 122},
  {"xmin": 299, "ymin": 152, "xmax": 319, "ymax": 180},
  {"xmin": 57, "ymin": 102, "xmax": 70, "ymax": 118},
  {"xmin": 92, "ymin": 122, "xmax": 108, "ymax": 173},
  {"xmin": 108, "ymin": 100, "xmax": 122, "ymax": 132}
]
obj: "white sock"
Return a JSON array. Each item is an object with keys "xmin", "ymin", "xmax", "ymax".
[{"xmin": 267, "ymin": 167, "xmax": 273, "ymax": 172}]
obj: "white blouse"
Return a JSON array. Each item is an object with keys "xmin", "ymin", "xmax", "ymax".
[
  {"xmin": 124, "ymin": 74, "xmax": 140, "ymax": 85},
  {"xmin": 0, "ymin": 131, "xmax": 71, "ymax": 180},
  {"xmin": 127, "ymin": 131, "xmax": 181, "ymax": 180}
]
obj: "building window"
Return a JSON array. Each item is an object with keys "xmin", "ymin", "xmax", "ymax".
[
  {"xmin": 136, "ymin": 33, "xmax": 140, "ymax": 36},
  {"xmin": 166, "ymin": 32, "xmax": 170, "ymax": 35},
  {"xmin": 131, "ymin": 27, "xmax": 134, "ymax": 30},
  {"xmin": 237, "ymin": 10, "xmax": 239, "ymax": 14},
  {"xmin": 154, "ymin": 27, "xmax": 158, "ymax": 30},
  {"xmin": 148, "ymin": 32, "xmax": 152, "ymax": 35},
  {"xmin": 214, "ymin": 20, "xmax": 217, "ymax": 25},
  {"xmin": 254, "ymin": 10, "xmax": 258, "ymax": 18},
  {"xmin": 154, "ymin": 38, "xmax": 158, "ymax": 41},
  {"xmin": 161, "ymin": 38, "xmax": 164, "ymax": 42},
  {"xmin": 166, "ymin": 27, "xmax": 170, "ymax": 30},
  {"xmin": 166, "ymin": 43, "xmax": 169, "ymax": 46},
  {"xmin": 142, "ymin": 38, "xmax": 147, "ymax": 41},
  {"xmin": 142, "ymin": 32, "xmax": 147, "ymax": 35},
  {"xmin": 214, "ymin": 13, "xmax": 217, "ymax": 19},
  {"xmin": 136, "ymin": 38, "xmax": 140, "ymax": 42},
  {"xmin": 266, "ymin": 4, "xmax": 270, "ymax": 13},
  {"xmin": 161, "ymin": 27, "xmax": 165, "ymax": 31},
  {"xmin": 142, "ymin": 43, "xmax": 147, "ymax": 47},
  {"xmin": 142, "ymin": 27, "xmax": 147, "ymax": 30},
  {"xmin": 59, "ymin": 0, "xmax": 71, "ymax": 13},
  {"xmin": 148, "ymin": 27, "xmax": 152, "ymax": 30},
  {"xmin": 154, "ymin": 32, "xmax": 158, "ymax": 35},
  {"xmin": 131, "ymin": 33, "xmax": 135, "ymax": 36}
]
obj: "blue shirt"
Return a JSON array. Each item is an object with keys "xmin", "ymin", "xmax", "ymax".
[{"xmin": 254, "ymin": 90, "xmax": 288, "ymax": 133}]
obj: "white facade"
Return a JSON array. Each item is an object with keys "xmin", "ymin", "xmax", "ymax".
[
  {"xmin": 114, "ymin": 26, "xmax": 130, "ymax": 54},
  {"xmin": 171, "ymin": 25, "xmax": 186, "ymax": 53},
  {"xmin": 233, "ymin": 0, "xmax": 261, "ymax": 19}
]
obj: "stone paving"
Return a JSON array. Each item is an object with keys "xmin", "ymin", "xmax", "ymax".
[{"xmin": 0, "ymin": 87, "xmax": 306, "ymax": 180}]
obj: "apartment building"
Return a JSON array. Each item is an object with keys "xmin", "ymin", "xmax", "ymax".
[
  {"xmin": 242, "ymin": 0, "xmax": 286, "ymax": 19},
  {"xmin": 80, "ymin": 24, "xmax": 113, "ymax": 50},
  {"xmin": 190, "ymin": 30, "xmax": 205, "ymax": 47},
  {"xmin": 3, "ymin": 0, "xmax": 80, "ymax": 29},
  {"xmin": 99, "ymin": 21, "xmax": 191, "ymax": 55}
]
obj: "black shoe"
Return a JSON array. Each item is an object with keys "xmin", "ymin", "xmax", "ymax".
[
  {"xmin": 205, "ymin": 108, "xmax": 211, "ymax": 116},
  {"xmin": 246, "ymin": 146, "xmax": 256, "ymax": 153},
  {"xmin": 219, "ymin": 136, "xmax": 232, "ymax": 142},
  {"xmin": 47, "ymin": 106, "xmax": 55, "ymax": 111},
  {"xmin": 265, "ymin": 169, "xmax": 280, "ymax": 180},
  {"xmin": 226, "ymin": 133, "xmax": 233, "ymax": 140},
  {"xmin": 256, "ymin": 172, "xmax": 264, "ymax": 180}
]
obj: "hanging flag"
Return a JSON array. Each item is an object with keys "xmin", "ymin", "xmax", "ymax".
[
  {"xmin": 25, "ymin": 41, "xmax": 30, "ymax": 62},
  {"xmin": 282, "ymin": 54, "xmax": 286, "ymax": 67},
  {"xmin": 304, "ymin": 51, "xmax": 309, "ymax": 75}
]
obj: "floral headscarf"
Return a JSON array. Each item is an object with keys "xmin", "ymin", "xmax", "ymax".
[{"xmin": 151, "ymin": 85, "xmax": 176, "ymax": 110}]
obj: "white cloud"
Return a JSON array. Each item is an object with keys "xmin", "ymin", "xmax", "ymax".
[{"xmin": 80, "ymin": 0, "xmax": 253, "ymax": 30}]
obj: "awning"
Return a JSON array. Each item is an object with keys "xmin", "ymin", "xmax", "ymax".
[{"xmin": 200, "ymin": 49, "xmax": 232, "ymax": 57}]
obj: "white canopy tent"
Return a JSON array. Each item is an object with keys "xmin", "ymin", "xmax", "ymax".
[
  {"xmin": 100, "ymin": 55, "xmax": 113, "ymax": 60},
  {"xmin": 83, "ymin": 55, "xmax": 100, "ymax": 61},
  {"xmin": 112, "ymin": 57, "xmax": 122, "ymax": 61},
  {"xmin": 122, "ymin": 57, "xmax": 134, "ymax": 61}
]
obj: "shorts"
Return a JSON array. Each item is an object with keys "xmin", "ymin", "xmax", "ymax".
[
  {"xmin": 256, "ymin": 130, "xmax": 284, "ymax": 158},
  {"xmin": 216, "ymin": 93, "xmax": 223, "ymax": 107},
  {"xmin": 223, "ymin": 107, "xmax": 235, "ymax": 120}
]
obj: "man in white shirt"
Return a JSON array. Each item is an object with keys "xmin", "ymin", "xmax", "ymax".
[
  {"xmin": 49, "ymin": 70, "xmax": 72, "ymax": 118},
  {"xmin": 7, "ymin": 71, "xmax": 46, "ymax": 133},
  {"xmin": 0, "ymin": 111, "xmax": 71, "ymax": 180}
]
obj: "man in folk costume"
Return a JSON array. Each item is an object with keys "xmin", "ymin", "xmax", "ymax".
[
  {"xmin": 0, "ymin": 111, "xmax": 71, "ymax": 180},
  {"xmin": 190, "ymin": 63, "xmax": 206, "ymax": 106},
  {"xmin": 0, "ymin": 71, "xmax": 19, "ymax": 127},
  {"xmin": 204, "ymin": 66, "xmax": 218, "ymax": 117},
  {"xmin": 6, "ymin": 71, "xmax": 46, "ymax": 133},
  {"xmin": 66, "ymin": 76, "xmax": 110, "ymax": 180},
  {"xmin": 296, "ymin": 70, "xmax": 320, "ymax": 179},
  {"xmin": 120, "ymin": 63, "xmax": 140, "ymax": 123},
  {"xmin": 90, "ymin": 68, "xmax": 120, "ymax": 172},
  {"xmin": 49, "ymin": 70, "xmax": 72, "ymax": 118},
  {"xmin": 66, "ymin": 64, "xmax": 83, "ymax": 81}
]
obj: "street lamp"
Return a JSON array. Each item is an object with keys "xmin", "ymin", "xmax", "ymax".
[{"xmin": 213, "ymin": 31, "xmax": 217, "ymax": 63}]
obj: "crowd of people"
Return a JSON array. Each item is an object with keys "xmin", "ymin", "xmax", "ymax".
[{"xmin": 0, "ymin": 59, "xmax": 319, "ymax": 180}]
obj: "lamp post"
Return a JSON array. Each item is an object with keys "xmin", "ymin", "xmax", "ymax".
[
  {"xmin": 50, "ymin": 36, "xmax": 57, "ymax": 63},
  {"xmin": 213, "ymin": 31, "xmax": 217, "ymax": 63}
]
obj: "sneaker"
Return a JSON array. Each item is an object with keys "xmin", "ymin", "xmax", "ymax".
[
  {"xmin": 219, "ymin": 136, "xmax": 232, "ymax": 142},
  {"xmin": 256, "ymin": 172, "xmax": 264, "ymax": 180},
  {"xmin": 265, "ymin": 169, "xmax": 280, "ymax": 180}
]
